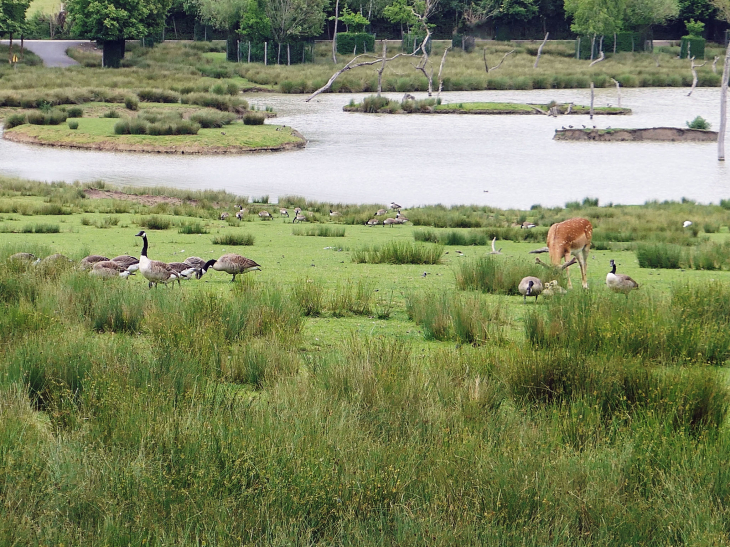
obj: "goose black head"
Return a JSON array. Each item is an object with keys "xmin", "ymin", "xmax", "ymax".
[
  {"xmin": 135, "ymin": 230, "xmax": 147, "ymax": 238},
  {"xmin": 202, "ymin": 259, "xmax": 217, "ymax": 273}
]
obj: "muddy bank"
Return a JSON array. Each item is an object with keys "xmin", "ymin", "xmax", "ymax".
[
  {"xmin": 2, "ymin": 129, "xmax": 306, "ymax": 154},
  {"xmin": 554, "ymin": 127, "xmax": 718, "ymax": 142},
  {"xmin": 82, "ymin": 188, "xmax": 194, "ymax": 206}
]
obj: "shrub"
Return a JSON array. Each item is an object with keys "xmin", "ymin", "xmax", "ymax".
[
  {"xmin": 124, "ymin": 96, "xmax": 139, "ymax": 110},
  {"xmin": 211, "ymin": 233, "xmax": 255, "ymax": 246},
  {"xmin": 178, "ymin": 222, "xmax": 208, "ymax": 234},
  {"xmin": 102, "ymin": 110, "xmax": 120, "ymax": 118},
  {"xmin": 21, "ymin": 223, "xmax": 60, "ymax": 233},
  {"xmin": 182, "ymin": 93, "xmax": 246, "ymax": 111},
  {"xmin": 352, "ymin": 241, "xmax": 443, "ymax": 264},
  {"xmin": 137, "ymin": 89, "xmax": 181, "ymax": 103},
  {"xmin": 243, "ymin": 112, "xmax": 266, "ymax": 125},
  {"xmin": 292, "ymin": 225, "xmax": 346, "ymax": 237},
  {"xmin": 4, "ymin": 113, "xmax": 27, "ymax": 129},
  {"xmin": 687, "ymin": 116, "xmax": 711, "ymax": 130},
  {"xmin": 113, "ymin": 119, "xmax": 131, "ymax": 135},
  {"xmin": 138, "ymin": 216, "xmax": 171, "ymax": 230},
  {"xmin": 189, "ymin": 111, "xmax": 236, "ymax": 128},
  {"xmin": 456, "ymin": 257, "xmax": 550, "ymax": 295},
  {"xmin": 336, "ymin": 32, "xmax": 375, "ymax": 54},
  {"xmin": 68, "ymin": 120, "xmax": 79, "ymax": 130},
  {"xmin": 66, "ymin": 106, "xmax": 83, "ymax": 118},
  {"xmin": 292, "ymin": 278, "xmax": 324, "ymax": 316},
  {"xmin": 636, "ymin": 243, "xmax": 683, "ymax": 269}
]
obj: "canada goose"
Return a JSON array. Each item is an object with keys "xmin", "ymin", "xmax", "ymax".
[
  {"xmin": 183, "ymin": 256, "xmax": 206, "ymax": 269},
  {"xmin": 258, "ymin": 210, "xmax": 272, "ymax": 220},
  {"xmin": 80, "ymin": 255, "xmax": 110, "ymax": 270},
  {"xmin": 521, "ymin": 221, "xmax": 536, "ymax": 229},
  {"xmin": 220, "ymin": 212, "xmax": 230, "ymax": 220},
  {"xmin": 519, "ymin": 276, "xmax": 543, "ymax": 303},
  {"xmin": 111, "ymin": 255, "xmax": 139, "ymax": 272},
  {"xmin": 280, "ymin": 208, "xmax": 289, "ymax": 217},
  {"xmin": 293, "ymin": 213, "xmax": 307, "ymax": 223},
  {"xmin": 606, "ymin": 259, "xmax": 639, "ymax": 295},
  {"xmin": 168, "ymin": 262, "xmax": 201, "ymax": 283},
  {"xmin": 542, "ymin": 280, "xmax": 566, "ymax": 297},
  {"xmin": 390, "ymin": 202, "xmax": 402, "ymax": 210},
  {"xmin": 394, "ymin": 217, "xmax": 407, "ymax": 225},
  {"xmin": 134, "ymin": 231, "xmax": 180, "ymax": 288},
  {"xmin": 211, "ymin": 253, "xmax": 261, "ymax": 282},
  {"xmin": 236, "ymin": 205, "xmax": 247, "ymax": 220},
  {"xmin": 376, "ymin": 209, "xmax": 387, "ymax": 216},
  {"xmin": 8, "ymin": 252, "xmax": 36, "ymax": 262},
  {"xmin": 383, "ymin": 218, "xmax": 397, "ymax": 227},
  {"xmin": 36, "ymin": 254, "xmax": 73, "ymax": 267},
  {"xmin": 329, "ymin": 209, "xmax": 341, "ymax": 217},
  {"xmin": 683, "ymin": 220, "xmax": 693, "ymax": 228},
  {"xmin": 294, "ymin": 207, "xmax": 302, "ymax": 215},
  {"xmin": 366, "ymin": 218, "xmax": 379, "ymax": 226},
  {"xmin": 90, "ymin": 261, "xmax": 135, "ymax": 279},
  {"xmin": 395, "ymin": 212, "xmax": 408, "ymax": 223}
]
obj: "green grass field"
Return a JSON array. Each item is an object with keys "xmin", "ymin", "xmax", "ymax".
[{"xmin": 3, "ymin": 182, "xmax": 730, "ymax": 543}]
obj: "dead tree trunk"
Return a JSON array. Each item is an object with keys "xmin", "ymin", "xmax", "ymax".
[
  {"xmin": 589, "ymin": 50, "xmax": 605, "ymax": 67},
  {"xmin": 610, "ymin": 78, "xmax": 621, "ymax": 107},
  {"xmin": 688, "ymin": 57, "xmax": 707, "ymax": 97},
  {"xmin": 437, "ymin": 46, "xmax": 450, "ymax": 97},
  {"xmin": 332, "ymin": 0, "xmax": 339, "ymax": 63},
  {"xmin": 488, "ymin": 49, "xmax": 515, "ymax": 72},
  {"xmin": 713, "ymin": 56, "xmax": 720, "ymax": 73},
  {"xmin": 533, "ymin": 32, "xmax": 548, "ymax": 69},
  {"xmin": 589, "ymin": 82, "xmax": 594, "ymax": 120},
  {"xmin": 719, "ymin": 42, "xmax": 730, "ymax": 161},
  {"xmin": 483, "ymin": 48, "xmax": 488, "ymax": 73},
  {"xmin": 377, "ymin": 42, "xmax": 387, "ymax": 96},
  {"xmin": 8, "ymin": 33, "xmax": 13, "ymax": 64}
]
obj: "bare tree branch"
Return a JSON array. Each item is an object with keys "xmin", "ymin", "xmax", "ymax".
[
  {"xmin": 713, "ymin": 55, "xmax": 720, "ymax": 73},
  {"xmin": 588, "ymin": 50, "xmax": 605, "ymax": 67},
  {"xmin": 437, "ymin": 46, "xmax": 450, "ymax": 98},
  {"xmin": 610, "ymin": 78, "xmax": 621, "ymax": 107},
  {"xmin": 489, "ymin": 49, "xmax": 515, "ymax": 72},
  {"xmin": 533, "ymin": 32, "xmax": 548, "ymax": 69},
  {"xmin": 688, "ymin": 56, "xmax": 707, "ymax": 97}
]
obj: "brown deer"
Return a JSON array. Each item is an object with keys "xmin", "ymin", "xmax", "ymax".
[{"xmin": 533, "ymin": 218, "xmax": 593, "ymax": 289}]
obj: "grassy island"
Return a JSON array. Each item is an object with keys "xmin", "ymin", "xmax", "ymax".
[{"xmin": 344, "ymin": 96, "xmax": 632, "ymax": 115}]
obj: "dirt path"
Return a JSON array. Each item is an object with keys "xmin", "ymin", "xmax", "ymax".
[{"xmin": 0, "ymin": 40, "xmax": 86, "ymax": 67}]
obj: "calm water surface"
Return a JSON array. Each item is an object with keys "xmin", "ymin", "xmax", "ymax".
[{"xmin": 1, "ymin": 88, "xmax": 728, "ymax": 208}]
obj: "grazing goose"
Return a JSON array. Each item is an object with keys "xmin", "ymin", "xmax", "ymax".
[
  {"xmin": 258, "ymin": 210, "xmax": 272, "ymax": 220},
  {"xmin": 134, "ymin": 231, "xmax": 180, "ymax": 288},
  {"xmin": 375, "ymin": 209, "xmax": 387, "ymax": 216},
  {"xmin": 111, "ymin": 255, "xmax": 139, "ymax": 272},
  {"xmin": 280, "ymin": 208, "xmax": 289, "ymax": 217},
  {"xmin": 606, "ymin": 259, "xmax": 639, "ymax": 295},
  {"xmin": 236, "ymin": 205, "xmax": 247, "ymax": 220},
  {"xmin": 519, "ymin": 276, "xmax": 543, "ymax": 303},
  {"xmin": 395, "ymin": 212, "xmax": 408, "ymax": 223},
  {"xmin": 9, "ymin": 252, "xmax": 36, "ymax": 262},
  {"xmin": 80, "ymin": 255, "xmax": 110, "ymax": 270},
  {"xmin": 366, "ymin": 218, "xmax": 379, "ymax": 226},
  {"xmin": 184, "ymin": 256, "xmax": 206, "ymax": 269},
  {"xmin": 168, "ymin": 262, "xmax": 201, "ymax": 283},
  {"xmin": 220, "ymin": 212, "xmax": 230, "ymax": 220},
  {"xmin": 90, "ymin": 261, "xmax": 135, "ymax": 279},
  {"xmin": 521, "ymin": 221, "xmax": 537, "ymax": 229},
  {"xmin": 329, "ymin": 209, "xmax": 342, "ymax": 217},
  {"xmin": 383, "ymin": 218, "xmax": 397, "ymax": 227},
  {"xmin": 293, "ymin": 213, "xmax": 307, "ymax": 223},
  {"xmin": 294, "ymin": 207, "xmax": 302, "ymax": 215},
  {"xmin": 211, "ymin": 253, "xmax": 261, "ymax": 282}
]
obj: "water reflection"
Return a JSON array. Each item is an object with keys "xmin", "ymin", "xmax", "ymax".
[{"xmin": 1, "ymin": 87, "xmax": 727, "ymax": 208}]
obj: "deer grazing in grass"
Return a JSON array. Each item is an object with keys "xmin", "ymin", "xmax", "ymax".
[{"xmin": 531, "ymin": 217, "xmax": 593, "ymax": 289}]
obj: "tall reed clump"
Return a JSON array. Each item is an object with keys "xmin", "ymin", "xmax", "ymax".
[
  {"xmin": 456, "ymin": 256, "xmax": 548, "ymax": 294},
  {"xmin": 352, "ymin": 241, "xmax": 444, "ymax": 264},
  {"xmin": 292, "ymin": 225, "xmax": 346, "ymax": 237},
  {"xmin": 524, "ymin": 284, "xmax": 730, "ymax": 364},
  {"xmin": 178, "ymin": 222, "xmax": 208, "ymax": 234},
  {"xmin": 292, "ymin": 278, "xmax": 325, "ymax": 316},
  {"xmin": 636, "ymin": 242, "xmax": 684, "ymax": 268},
  {"xmin": 138, "ymin": 215, "xmax": 172, "ymax": 230},
  {"xmin": 406, "ymin": 291, "xmax": 506, "ymax": 344},
  {"xmin": 211, "ymin": 233, "xmax": 255, "ymax": 246},
  {"xmin": 328, "ymin": 279, "xmax": 375, "ymax": 316}
]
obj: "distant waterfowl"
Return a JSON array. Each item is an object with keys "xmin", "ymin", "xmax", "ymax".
[
  {"xmin": 37, "ymin": 254, "xmax": 73, "ymax": 266},
  {"xmin": 220, "ymin": 212, "xmax": 230, "ymax": 220},
  {"xmin": 519, "ymin": 276, "xmax": 543, "ymax": 303},
  {"xmin": 293, "ymin": 213, "xmax": 307, "ymax": 223},
  {"xmin": 376, "ymin": 209, "xmax": 387, "ymax": 216},
  {"xmin": 367, "ymin": 218, "xmax": 379, "ymax": 226},
  {"xmin": 390, "ymin": 202, "xmax": 402, "ymax": 210},
  {"xmin": 258, "ymin": 210, "xmax": 272, "ymax": 220},
  {"xmin": 395, "ymin": 212, "xmax": 408, "ymax": 223},
  {"xmin": 683, "ymin": 220, "xmax": 693, "ymax": 228},
  {"xmin": 236, "ymin": 205, "xmax": 247, "ymax": 220},
  {"xmin": 134, "ymin": 231, "xmax": 180, "ymax": 288},
  {"xmin": 280, "ymin": 208, "xmax": 289, "ymax": 217},
  {"xmin": 183, "ymin": 256, "xmax": 206, "ymax": 269},
  {"xmin": 111, "ymin": 255, "xmax": 139, "ymax": 272},
  {"xmin": 329, "ymin": 209, "xmax": 342, "ymax": 217},
  {"xmin": 211, "ymin": 253, "xmax": 261, "ymax": 282},
  {"xmin": 606, "ymin": 259, "xmax": 639, "ymax": 295},
  {"xmin": 521, "ymin": 221, "xmax": 536, "ymax": 229},
  {"xmin": 80, "ymin": 255, "xmax": 110, "ymax": 270},
  {"xmin": 90, "ymin": 260, "xmax": 135, "ymax": 279},
  {"xmin": 489, "ymin": 237, "xmax": 502, "ymax": 254},
  {"xmin": 294, "ymin": 207, "xmax": 302, "ymax": 215},
  {"xmin": 168, "ymin": 262, "xmax": 201, "ymax": 283},
  {"xmin": 383, "ymin": 217, "xmax": 397, "ymax": 227}
]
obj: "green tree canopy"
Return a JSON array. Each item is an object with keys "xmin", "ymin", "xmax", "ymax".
[
  {"xmin": 565, "ymin": 0, "xmax": 678, "ymax": 35},
  {"xmin": 264, "ymin": 0, "xmax": 329, "ymax": 43},
  {"xmin": 67, "ymin": 0, "xmax": 172, "ymax": 41},
  {"xmin": 0, "ymin": 0, "xmax": 31, "ymax": 36}
]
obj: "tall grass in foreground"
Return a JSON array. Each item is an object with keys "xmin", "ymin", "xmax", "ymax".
[
  {"xmin": 456, "ymin": 256, "xmax": 551, "ymax": 294},
  {"xmin": 525, "ymin": 283, "xmax": 730, "ymax": 364},
  {"xmin": 352, "ymin": 241, "xmax": 444, "ymax": 264}
]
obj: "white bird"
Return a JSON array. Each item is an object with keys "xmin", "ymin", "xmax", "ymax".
[
  {"xmin": 606, "ymin": 259, "xmax": 639, "ymax": 295},
  {"xmin": 683, "ymin": 220, "xmax": 693, "ymax": 228},
  {"xmin": 519, "ymin": 277, "xmax": 543, "ymax": 303},
  {"xmin": 134, "ymin": 231, "xmax": 180, "ymax": 288}
]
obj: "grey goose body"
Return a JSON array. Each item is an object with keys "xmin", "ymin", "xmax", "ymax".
[
  {"xmin": 212, "ymin": 253, "xmax": 261, "ymax": 282},
  {"xmin": 134, "ymin": 231, "xmax": 180, "ymax": 288}
]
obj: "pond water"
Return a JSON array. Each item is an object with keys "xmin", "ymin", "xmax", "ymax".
[{"xmin": 1, "ymin": 87, "xmax": 728, "ymax": 208}]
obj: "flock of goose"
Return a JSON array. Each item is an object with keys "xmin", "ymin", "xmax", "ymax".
[
  {"xmin": 222, "ymin": 202, "xmax": 409, "ymax": 227},
  {"xmin": 11, "ymin": 230, "xmax": 262, "ymax": 288}
]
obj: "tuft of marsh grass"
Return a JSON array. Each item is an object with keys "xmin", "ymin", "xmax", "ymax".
[
  {"xmin": 292, "ymin": 278, "xmax": 325, "ymax": 316},
  {"xmin": 211, "ymin": 233, "xmax": 255, "ymax": 246},
  {"xmin": 21, "ymin": 223, "xmax": 60, "ymax": 234},
  {"xmin": 138, "ymin": 215, "xmax": 172, "ymax": 230},
  {"xmin": 178, "ymin": 222, "xmax": 208, "ymax": 235},
  {"xmin": 637, "ymin": 242, "xmax": 683, "ymax": 269},
  {"xmin": 292, "ymin": 225, "xmax": 345, "ymax": 237},
  {"xmin": 352, "ymin": 241, "xmax": 443, "ymax": 264},
  {"xmin": 456, "ymin": 256, "xmax": 550, "ymax": 294}
]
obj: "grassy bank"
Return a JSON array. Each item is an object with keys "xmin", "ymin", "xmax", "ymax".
[
  {"xmin": 2, "ymin": 177, "xmax": 730, "ymax": 543},
  {"xmin": 344, "ymin": 95, "xmax": 632, "ymax": 114}
]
